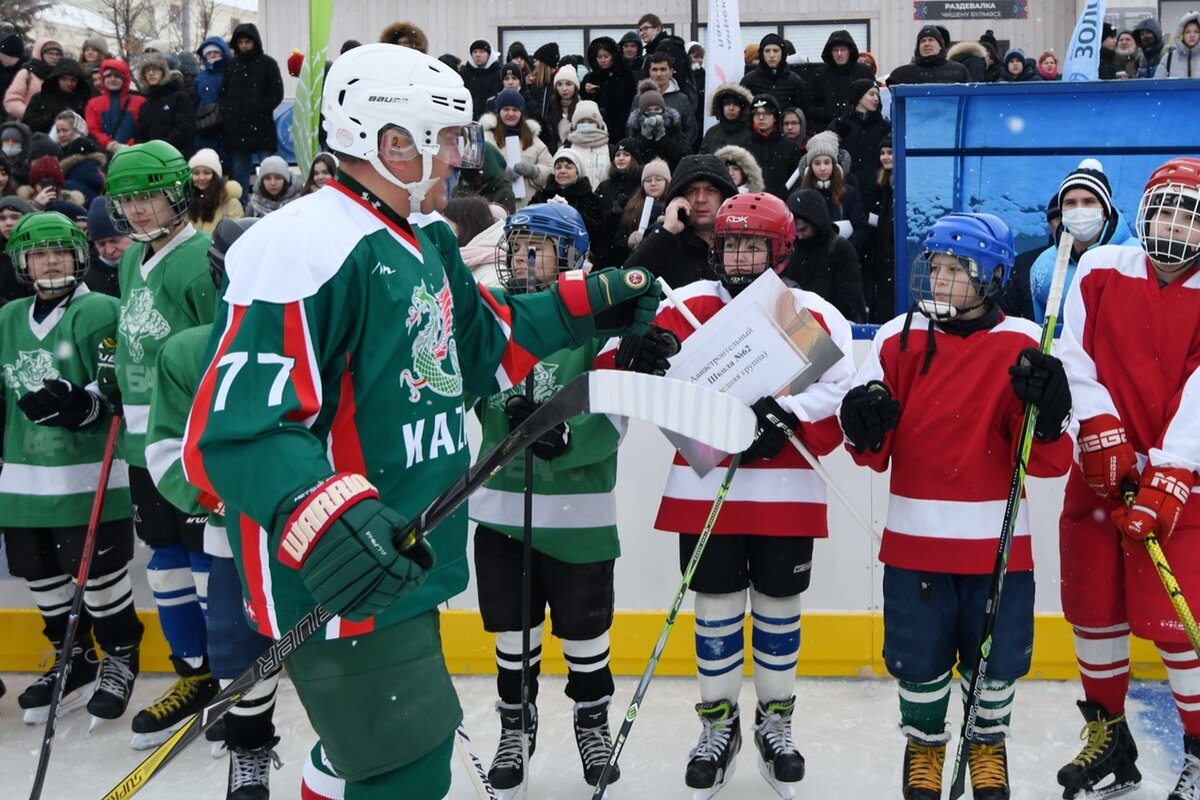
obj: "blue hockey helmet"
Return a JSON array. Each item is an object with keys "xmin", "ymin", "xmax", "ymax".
[
  {"xmin": 497, "ymin": 201, "xmax": 590, "ymax": 292},
  {"xmin": 911, "ymin": 212, "xmax": 1015, "ymax": 319}
]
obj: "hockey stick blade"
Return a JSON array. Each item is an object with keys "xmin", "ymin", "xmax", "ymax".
[{"xmin": 100, "ymin": 370, "xmax": 751, "ymax": 799}]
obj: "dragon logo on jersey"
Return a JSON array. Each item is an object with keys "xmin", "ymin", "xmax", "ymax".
[
  {"xmin": 487, "ymin": 362, "xmax": 560, "ymax": 410},
  {"xmin": 399, "ymin": 278, "xmax": 462, "ymax": 402},
  {"xmin": 119, "ymin": 288, "xmax": 171, "ymax": 363},
  {"xmin": 1, "ymin": 349, "xmax": 60, "ymax": 393}
]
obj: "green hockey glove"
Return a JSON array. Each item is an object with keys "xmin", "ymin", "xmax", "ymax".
[
  {"xmin": 277, "ymin": 474, "xmax": 434, "ymax": 621},
  {"xmin": 552, "ymin": 267, "xmax": 661, "ymax": 338}
]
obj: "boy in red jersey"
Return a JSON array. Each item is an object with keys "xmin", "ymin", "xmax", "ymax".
[
  {"xmin": 839, "ymin": 212, "xmax": 1072, "ymax": 800},
  {"xmin": 1056, "ymin": 157, "xmax": 1200, "ymax": 800}
]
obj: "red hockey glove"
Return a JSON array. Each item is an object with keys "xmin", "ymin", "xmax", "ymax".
[
  {"xmin": 1112, "ymin": 466, "xmax": 1194, "ymax": 543},
  {"xmin": 1077, "ymin": 414, "xmax": 1138, "ymax": 499}
]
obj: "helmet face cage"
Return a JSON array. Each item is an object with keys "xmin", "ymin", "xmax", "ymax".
[
  {"xmin": 709, "ymin": 194, "xmax": 794, "ymax": 293},
  {"xmin": 7, "ymin": 214, "xmax": 89, "ymax": 293},
  {"xmin": 910, "ymin": 250, "xmax": 999, "ymax": 321},
  {"xmin": 912, "ymin": 213, "xmax": 1013, "ymax": 320},
  {"xmin": 104, "ymin": 141, "xmax": 193, "ymax": 242},
  {"xmin": 1137, "ymin": 179, "xmax": 1200, "ymax": 272},
  {"xmin": 495, "ymin": 205, "xmax": 590, "ymax": 293}
]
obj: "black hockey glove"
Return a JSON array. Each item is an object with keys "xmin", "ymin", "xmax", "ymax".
[
  {"xmin": 1009, "ymin": 347, "xmax": 1072, "ymax": 442},
  {"xmin": 96, "ymin": 337, "xmax": 122, "ymax": 415},
  {"xmin": 741, "ymin": 396, "xmax": 800, "ymax": 463},
  {"xmin": 839, "ymin": 381, "xmax": 900, "ymax": 454},
  {"xmin": 18, "ymin": 379, "xmax": 105, "ymax": 432},
  {"xmin": 615, "ymin": 325, "xmax": 681, "ymax": 376},
  {"xmin": 505, "ymin": 395, "xmax": 570, "ymax": 460}
]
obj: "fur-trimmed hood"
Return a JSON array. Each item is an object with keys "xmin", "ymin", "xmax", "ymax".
[
  {"xmin": 707, "ymin": 82, "xmax": 754, "ymax": 117},
  {"xmin": 17, "ymin": 185, "xmax": 86, "ymax": 207},
  {"xmin": 379, "ymin": 22, "xmax": 429, "ymax": 52},
  {"xmin": 947, "ymin": 41, "xmax": 987, "ymax": 61},
  {"xmin": 60, "ymin": 150, "xmax": 107, "ymax": 175},
  {"xmin": 713, "ymin": 144, "xmax": 764, "ymax": 193}
]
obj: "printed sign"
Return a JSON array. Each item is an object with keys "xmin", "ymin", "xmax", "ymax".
[{"xmin": 914, "ymin": 1, "xmax": 1029, "ymax": 20}]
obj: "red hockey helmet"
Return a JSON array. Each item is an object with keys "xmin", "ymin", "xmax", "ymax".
[
  {"xmin": 710, "ymin": 192, "xmax": 796, "ymax": 295},
  {"xmin": 1136, "ymin": 157, "xmax": 1200, "ymax": 272}
]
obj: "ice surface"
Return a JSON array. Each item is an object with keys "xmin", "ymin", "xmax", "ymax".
[{"xmin": 0, "ymin": 672, "xmax": 1191, "ymax": 798}]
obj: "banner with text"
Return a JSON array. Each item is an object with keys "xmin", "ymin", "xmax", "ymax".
[
  {"xmin": 1064, "ymin": 0, "xmax": 1108, "ymax": 81},
  {"xmin": 703, "ymin": 0, "xmax": 742, "ymax": 133}
]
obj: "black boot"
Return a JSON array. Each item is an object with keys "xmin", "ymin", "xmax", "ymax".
[
  {"xmin": 1056, "ymin": 700, "xmax": 1140, "ymax": 799},
  {"xmin": 573, "ymin": 696, "xmax": 618, "ymax": 786},
  {"xmin": 130, "ymin": 656, "xmax": 219, "ymax": 749},
  {"xmin": 87, "ymin": 642, "xmax": 140, "ymax": 719},
  {"xmin": 488, "ymin": 701, "xmax": 537, "ymax": 792},
  {"xmin": 902, "ymin": 736, "xmax": 946, "ymax": 800},
  {"xmin": 685, "ymin": 699, "xmax": 742, "ymax": 791},
  {"xmin": 1169, "ymin": 735, "xmax": 1200, "ymax": 800}
]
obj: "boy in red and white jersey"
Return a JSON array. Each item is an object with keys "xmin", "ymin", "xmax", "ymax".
[
  {"xmin": 1056, "ymin": 157, "xmax": 1200, "ymax": 800},
  {"xmin": 839, "ymin": 212, "xmax": 1073, "ymax": 799}
]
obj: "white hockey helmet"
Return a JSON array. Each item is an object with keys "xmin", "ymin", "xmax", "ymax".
[{"xmin": 322, "ymin": 43, "xmax": 484, "ymax": 201}]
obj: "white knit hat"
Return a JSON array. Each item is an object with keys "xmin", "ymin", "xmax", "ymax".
[
  {"xmin": 572, "ymin": 100, "xmax": 604, "ymax": 128},
  {"xmin": 552, "ymin": 148, "xmax": 584, "ymax": 174},
  {"xmin": 188, "ymin": 148, "xmax": 222, "ymax": 177},
  {"xmin": 553, "ymin": 64, "xmax": 580, "ymax": 90}
]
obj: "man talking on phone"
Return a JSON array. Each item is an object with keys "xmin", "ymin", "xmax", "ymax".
[{"xmin": 623, "ymin": 153, "xmax": 736, "ymax": 287}]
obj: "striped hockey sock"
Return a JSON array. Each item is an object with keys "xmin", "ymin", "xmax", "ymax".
[
  {"xmin": 959, "ymin": 671, "xmax": 1016, "ymax": 740},
  {"xmin": 26, "ymin": 574, "xmax": 74, "ymax": 645},
  {"xmin": 84, "ymin": 567, "xmax": 143, "ymax": 649},
  {"xmin": 1158, "ymin": 640, "xmax": 1200, "ymax": 737},
  {"xmin": 563, "ymin": 631, "xmax": 615, "ymax": 701},
  {"xmin": 695, "ymin": 591, "xmax": 747, "ymax": 703},
  {"xmin": 1073, "ymin": 624, "xmax": 1130, "ymax": 715},
  {"xmin": 495, "ymin": 624, "xmax": 544, "ymax": 705},
  {"xmin": 898, "ymin": 671, "xmax": 952, "ymax": 743},
  {"xmin": 749, "ymin": 589, "xmax": 801, "ymax": 703},
  {"xmin": 146, "ymin": 543, "xmax": 207, "ymax": 665}
]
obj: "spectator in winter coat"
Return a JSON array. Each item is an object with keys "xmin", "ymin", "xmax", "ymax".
[
  {"xmin": 637, "ymin": 13, "xmax": 696, "ymax": 102},
  {"xmin": 801, "ymin": 131, "xmax": 868, "ymax": 258},
  {"xmin": 526, "ymin": 43, "xmax": 559, "ymax": 129},
  {"xmin": 481, "ymin": 89, "xmax": 554, "ymax": 208},
  {"xmin": 641, "ymin": 54, "xmax": 698, "ymax": 150},
  {"xmin": 837, "ymin": 80, "xmax": 891, "ymax": 211},
  {"xmin": 1098, "ymin": 24, "xmax": 1120, "ymax": 79},
  {"xmin": 999, "ymin": 48, "xmax": 1041, "ymax": 82},
  {"xmin": 623, "ymin": 153, "xmax": 737, "ymax": 288},
  {"xmin": 77, "ymin": 36, "xmax": 111, "ymax": 76},
  {"xmin": 746, "ymin": 94, "xmax": 801, "ymax": 201},
  {"xmin": 0, "ymin": 195, "xmax": 35, "ymax": 305},
  {"xmin": 715, "ymin": 144, "xmax": 764, "ymax": 194},
  {"xmin": 60, "ymin": 136, "xmax": 107, "ymax": 205},
  {"xmin": 530, "ymin": 148, "xmax": 607, "ymax": 248},
  {"xmin": 1155, "ymin": 11, "xmax": 1200, "ymax": 78},
  {"xmin": 0, "ymin": 154, "xmax": 15, "ymax": 197},
  {"xmin": 864, "ymin": 135, "xmax": 896, "ymax": 323},
  {"xmin": 17, "ymin": 154, "xmax": 87, "ymax": 211},
  {"xmin": 0, "ymin": 34, "xmax": 28, "ymax": 108},
  {"xmin": 1003, "ymin": 192, "xmax": 1058, "ymax": 322},
  {"xmin": 461, "ymin": 39, "xmax": 501, "ymax": 122},
  {"xmin": 946, "ymin": 40, "xmax": 991, "ymax": 82},
  {"xmin": 134, "ymin": 53, "xmax": 196, "ymax": 157},
  {"xmin": 1037, "ymin": 51, "xmax": 1061, "ymax": 80},
  {"xmin": 542, "ymin": 64, "xmax": 583, "ymax": 154},
  {"xmin": 482, "ymin": 62, "xmax": 528, "ymax": 117},
  {"xmin": 1111, "ymin": 31, "xmax": 1148, "ymax": 79},
  {"xmin": 187, "ymin": 147, "xmax": 243, "ymax": 234},
  {"xmin": 1, "ymin": 121, "xmax": 33, "ymax": 186},
  {"xmin": 21, "ymin": 57, "xmax": 91, "ymax": 137},
  {"xmin": 84, "ymin": 195, "xmax": 129, "ymax": 296},
  {"xmin": 582, "ymin": 37, "xmax": 637, "ymax": 139},
  {"xmin": 887, "ymin": 26, "xmax": 972, "ymax": 87},
  {"xmin": 699, "ymin": 83, "xmax": 752, "ymax": 154},
  {"xmin": 626, "ymin": 81, "xmax": 688, "ymax": 171},
  {"xmin": 83, "ymin": 59, "xmax": 143, "ymax": 154},
  {"xmin": 1133, "ymin": 17, "xmax": 1167, "ymax": 76},
  {"xmin": 781, "ymin": 108, "xmax": 807, "ymax": 146},
  {"xmin": 245, "ymin": 155, "xmax": 301, "ymax": 218},
  {"xmin": 53, "ymin": 108, "xmax": 88, "ymax": 148},
  {"xmin": 564, "ymin": 100, "xmax": 612, "ymax": 191},
  {"xmin": 783, "ymin": 187, "xmax": 867, "ymax": 323},
  {"xmin": 505, "ymin": 41, "xmax": 531, "ymax": 75},
  {"xmin": 617, "ymin": 158, "xmax": 671, "ymax": 258},
  {"xmin": 219, "ymin": 23, "xmax": 284, "ymax": 200},
  {"xmin": 452, "ymin": 141, "xmax": 517, "ymax": 214},
  {"xmin": 806, "ymin": 30, "xmax": 876, "ymax": 135},
  {"xmin": 4, "ymin": 39, "xmax": 64, "ymax": 120},
  {"xmin": 593, "ymin": 138, "xmax": 643, "ymax": 266},
  {"xmin": 193, "ymin": 37, "xmax": 231, "ymax": 155},
  {"xmin": 740, "ymin": 34, "xmax": 806, "ymax": 116},
  {"xmin": 378, "ymin": 20, "xmax": 429, "ymax": 52},
  {"xmin": 301, "ymin": 152, "xmax": 336, "ymax": 195}
]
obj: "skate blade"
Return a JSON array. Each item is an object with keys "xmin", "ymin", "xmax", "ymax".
[
  {"xmin": 690, "ymin": 756, "xmax": 738, "ymax": 800},
  {"xmin": 1079, "ymin": 777, "xmax": 1140, "ymax": 799},
  {"xmin": 130, "ymin": 720, "xmax": 187, "ymax": 750},
  {"xmin": 756, "ymin": 757, "xmax": 796, "ymax": 800},
  {"xmin": 21, "ymin": 685, "xmax": 94, "ymax": 726},
  {"xmin": 492, "ymin": 783, "xmax": 527, "ymax": 800}
]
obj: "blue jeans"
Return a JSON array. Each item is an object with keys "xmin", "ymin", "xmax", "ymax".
[{"xmin": 228, "ymin": 149, "xmax": 272, "ymax": 206}]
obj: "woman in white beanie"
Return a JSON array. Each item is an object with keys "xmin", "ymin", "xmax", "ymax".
[
  {"xmin": 544, "ymin": 64, "xmax": 582, "ymax": 154},
  {"xmin": 530, "ymin": 148, "xmax": 606, "ymax": 250},
  {"xmin": 187, "ymin": 147, "xmax": 243, "ymax": 234},
  {"xmin": 565, "ymin": 100, "xmax": 611, "ymax": 191},
  {"xmin": 618, "ymin": 158, "xmax": 672, "ymax": 256}
]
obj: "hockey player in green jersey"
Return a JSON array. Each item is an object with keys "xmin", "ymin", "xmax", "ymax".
[
  {"xmin": 146, "ymin": 216, "xmax": 284, "ymax": 799},
  {"xmin": 183, "ymin": 43, "xmax": 661, "ymax": 800},
  {"xmin": 470, "ymin": 203, "xmax": 624, "ymax": 795},
  {"xmin": 0, "ymin": 211, "xmax": 144, "ymax": 725},
  {"xmin": 102, "ymin": 139, "xmax": 218, "ymax": 749}
]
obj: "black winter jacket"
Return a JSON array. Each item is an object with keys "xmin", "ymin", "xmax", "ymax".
[
  {"xmin": 460, "ymin": 60, "xmax": 501, "ymax": 122},
  {"xmin": 530, "ymin": 177, "xmax": 607, "ymax": 253},
  {"xmin": 806, "ymin": 30, "xmax": 876, "ymax": 133},
  {"xmin": 836, "ymin": 109, "xmax": 891, "ymax": 210},
  {"xmin": 21, "ymin": 58, "xmax": 92, "ymax": 135},
  {"xmin": 583, "ymin": 38, "xmax": 638, "ymax": 138},
  {"xmin": 887, "ymin": 50, "xmax": 971, "ymax": 86},
  {"xmin": 625, "ymin": 106, "xmax": 688, "ymax": 171},
  {"xmin": 136, "ymin": 72, "xmax": 196, "ymax": 156},
  {"xmin": 740, "ymin": 63, "xmax": 805, "ymax": 114},
  {"xmin": 746, "ymin": 127, "xmax": 801, "ymax": 200},
  {"xmin": 218, "ymin": 23, "xmax": 284, "ymax": 152},
  {"xmin": 623, "ymin": 222, "xmax": 712, "ymax": 289},
  {"xmin": 783, "ymin": 188, "xmax": 867, "ymax": 322}
]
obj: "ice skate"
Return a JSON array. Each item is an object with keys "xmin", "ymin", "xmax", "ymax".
[
  {"xmin": 968, "ymin": 738, "xmax": 1010, "ymax": 800},
  {"xmin": 902, "ymin": 736, "xmax": 946, "ymax": 800},
  {"xmin": 18, "ymin": 645, "xmax": 98, "ymax": 725},
  {"xmin": 1169, "ymin": 735, "xmax": 1200, "ymax": 800},
  {"xmin": 685, "ymin": 699, "xmax": 741, "ymax": 800},
  {"xmin": 489, "ymin": 701, "xmax": 537, "ymax": 800},
  {"xmin": 87, "ymin": 642, "xmax": 139, "ymax": 730},
  {"xmin": 753, "ymin": 696, "xmax": 804, "ymax": 799},
  {"xmin": 226, "ymin": 735, "xmax": 282, "ymax": 800},
  {"xmin": 129, "ymin": 657, "xmax": 218, "ymax": 750},
  {"xmin": 1057, "ymin": 700, "xmax": 1140, "ymax": 799},
  {"xmin": 574, "ymin": 696, "xmax": 618, "ymax": 788}
]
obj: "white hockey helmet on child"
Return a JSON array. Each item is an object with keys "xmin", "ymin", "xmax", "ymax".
[
  {"xmin": 1136, "ymin": 157, "xmax": 1200, "ymax": 273},
  {"xmin": 321, "ymin": 43, "xmax": 484, "ymax": 201}
]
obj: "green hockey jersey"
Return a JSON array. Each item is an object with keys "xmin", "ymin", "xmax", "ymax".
[
  {"xmin": 116, "ymin": 225, "xmax": 215, "ymax": 468},
  {"xmin": 0, "ymin": 286, "xmax": 132, "ymax": 526},
  {"xmin": 469, "ymin": 327, "xmax": 621, "ymax": 564},
  {"xmin": 184, "ymin": 178, "xmax": 603, "ymax": 640}
]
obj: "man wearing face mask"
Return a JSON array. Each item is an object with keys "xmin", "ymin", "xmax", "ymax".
[{"xmin": 1030, "ymin": 159, "xmax": 1139, "ymax": 324}]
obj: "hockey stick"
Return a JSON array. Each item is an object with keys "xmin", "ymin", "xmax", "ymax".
[
  {"xmin": 656, "ymin": 278, "xmax": 881, "ymax": 543},
  {"xmin": 519, "ymin": 371, "xmax": 535, "ymax": 798},
  {"xmin": 98, "ymin": 371, "xmax": 756, "ymax": 800},
  {"xmin": 592, "ymin": 455, "xmax": 742, "ymax": 799},
  {"xmin": 946, "ymin": 231, "xmax": 1075, "ymax": 800},
  {"xmin": 1120, "ymin": 483, "xmax": 1200, "ymax": 656},
  {"xmin": 455, "ymin": 722, "xmax": 499, "ymax": 800},
  {"xmin": 29, "ymin": 414, "xmax": 122, "ymax": 800}
]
